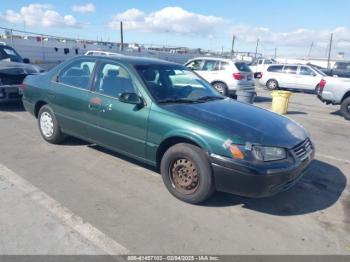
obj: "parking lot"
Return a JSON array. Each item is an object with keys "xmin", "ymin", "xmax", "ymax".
[{"xmin": 0, "ymin": 87, "xmax": 349, "ymax": 255}]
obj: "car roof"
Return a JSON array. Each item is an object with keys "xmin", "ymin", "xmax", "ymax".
[
  {"xmin": 75, "ymin": 55, "xmax": 181, "ymax": 66},
  {"xmin": 188, "ymin": 57, "xmax": 235, "ymax": 63},
  {"xmin": 268, "ymin": 64, "xmax": 311, "ymax": 67}
]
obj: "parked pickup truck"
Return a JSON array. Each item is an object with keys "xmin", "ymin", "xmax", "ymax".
[
  {"xmin": 0, "ymin": 44, "xmax": 43, "ymax": 103},
  {"xmin": 318, "ymin": 77, "xmax": 350, "ymax": 120},
  {"xmin": 320, "ymin": 61, "xmax": 350, "ymax": 78}
]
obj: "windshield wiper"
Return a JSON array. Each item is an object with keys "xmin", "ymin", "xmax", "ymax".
[
  {"xmin": 158, "ymin": 98, "xmax": 198, "ymax": 104},
  {"xmin": 196, "ymin": 96, "xmax": 224, "ymax": 102}
]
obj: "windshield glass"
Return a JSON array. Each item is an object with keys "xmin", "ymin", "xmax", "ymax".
[
  {"xmin": 135, "ymin": 64, "xmax": 223, "ymax": 103},
  {"xmin": 0, "ymin": 46, "xmax": 23, "ymax": 62}
]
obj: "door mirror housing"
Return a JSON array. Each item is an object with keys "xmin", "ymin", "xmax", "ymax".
[
  {"xmin": 23, "ymin": 58, "xmax": 30, "ymax": 64},
  {"xmin": 119, "ymin": 92, "xmax": 143, "ymax": 106}
]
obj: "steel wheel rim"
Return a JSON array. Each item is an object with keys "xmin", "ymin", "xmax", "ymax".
[
  {"xmin": 40, "ymin": 112, "xmax": 54, "ymax": 138},
  {"xmin": 169, "ymin": 158, "xmax": 200, "ymax": 195}
]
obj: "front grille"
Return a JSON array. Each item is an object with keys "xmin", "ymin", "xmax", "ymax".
[{"xmin": 292, "ymin": 138, "xmax": 313, "ymax": 161}]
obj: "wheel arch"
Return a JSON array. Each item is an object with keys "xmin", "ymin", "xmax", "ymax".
[
  {"xmin": 156, "ymin": 134, "xmax": 211, "ymax": 168},
  {"xmin": 211, "ymin": 80, "xmax": 228, "ymax": 87},
  {"xmin": 341, "ymin": 90, "xmax": 350, "ymax": 103},
  {"xmin": 34, "ymin": 100, "xmax": 48, "ymax": 118}
]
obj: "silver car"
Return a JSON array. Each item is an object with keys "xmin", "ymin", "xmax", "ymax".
[{"xmin": 260, "ymin": 64, "xmax": 326, "ymax": 92}]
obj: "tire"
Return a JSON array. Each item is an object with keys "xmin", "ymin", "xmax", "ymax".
[
  {"xmin": 160, "ymin": 143, "xmax": 215, "ymax": 204},
  {"xmin": 266, "ymin": 79, "xmax": 279, "ymax": 90},
  {"xmin": 212, "ymin": 82, "xmax": 228, "ymax": 96},
  {"xmin": 340, "ymin": 97, "xmax": 350, "ymax": 120},
  {"xmin": 315, "ymin": 84, "xmax": 320, "ymax": 94},
  {"xmin": 38, "ymin": 105, "xmax": 66, "ymax": 144}
]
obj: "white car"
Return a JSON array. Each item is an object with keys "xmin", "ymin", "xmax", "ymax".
[
  {"xmin": 249, "ymin": 57, "xmax": 277, "ymax": 73},
  {"xmin": 184, "ymin": 57, "xmax": 255, "ymax": 96},
  {"xmin": 260, "ymin": 64, "xmax": 327, "ymax": 92}
]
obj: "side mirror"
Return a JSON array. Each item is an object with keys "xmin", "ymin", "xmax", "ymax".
[
  {"xmin": 119, "ymin": 92, "xmax": 143, "ymax": 106},
  {"xmin": 23, "ymin": 58, "xmax": 30, "ymax": 64}
]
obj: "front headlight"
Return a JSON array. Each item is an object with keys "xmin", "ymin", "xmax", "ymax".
[
  {"xmin": 252, "ymin": 146, "xmax": 287, "ymax": 162},
  {"xmin": 226, "ymin": 142, "xmax": 287, "ymax": 162}
]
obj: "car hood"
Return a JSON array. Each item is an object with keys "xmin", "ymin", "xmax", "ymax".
[
  {"xmin": 0, "ymin": 61, "xmax": 42, "ymax": 75},
  {"xmin": 161, "ymin": 98, "xmax": 308, "ymax": 149}
]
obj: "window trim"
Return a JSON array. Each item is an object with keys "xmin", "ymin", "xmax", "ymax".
[
  {"xmin": 53, "ymin": 58, "xmax": 98, "ymax": 91},
  {"xmin": 91, "ymin": 59, "xmax": 142, "ymax": 100}
]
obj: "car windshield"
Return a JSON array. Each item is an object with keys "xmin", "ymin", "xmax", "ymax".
[
  {"xmin": 135, "ymin": 64, "xmax": 224, "ymax": 103},
  {"xmin": 0, "ymin": 46, "xmax": 23, "ymax": 62}
]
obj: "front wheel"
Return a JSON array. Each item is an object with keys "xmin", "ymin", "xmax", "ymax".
[
  {"xmin": 160, "ymin": 143, "xmax": 215, "ymax": 204},
  {"xmin": 340, "ymin": 97, "xmax": 350, "ymax": 120},
  {"xmin": 38, "ymin": 105, "xmax": 66, "ymax": 144}
]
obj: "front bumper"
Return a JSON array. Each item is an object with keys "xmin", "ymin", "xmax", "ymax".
[
  {"xmin": 0, "ymin": 85, "xmax": 22, "ymax": 102},
  {"xmin": 210, "ymin": 149, "xmax": 315, "ymax": 198},
  {"xmin": 317, "ymin": 91, "xmax": 338, "ymax": 105}
]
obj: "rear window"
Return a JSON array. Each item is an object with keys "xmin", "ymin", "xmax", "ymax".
[
  {"xmin": 235, "ymin": 62, "xmax": 252, "ymax": 72},
  {"xmin": 267, "ymin": 65, "xmax": 283, "ymax": 72}
]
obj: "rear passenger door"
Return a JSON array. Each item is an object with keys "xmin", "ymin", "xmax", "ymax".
[
  {"xmin": 50, "ymin": 58, "xmax": 97, "ymax": 138},
  {"xmin": 199, "ymin": 60, "xmax": 220, "ymax": 83},
  {"xmin": 91, "ymin": 61, "xmax": 150, "ymax": 159},
  {"xmin": 296, "ymin": 66, "xmax": 318, "ymax": 90},
  {"xmin": 280, "ymin": 65, "xmax": 297, "ymax": 88}
]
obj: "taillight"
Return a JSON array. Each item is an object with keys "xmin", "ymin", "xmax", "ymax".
[
  {"xmin": 19, "ymin": 83, "xmax": 27, "ymax": 91},
  {"xmin": 319, "ymin": 79, "xmax": 326, "ymax": 92},
  {"xmin": 233, "ymin": 73, "xmax": 245, "ymax": 80}
]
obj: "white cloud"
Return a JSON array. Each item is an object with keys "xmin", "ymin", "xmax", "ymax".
[
  {"xmin": 230, "ymin": 24, "xmax": 350, "ymax": 48},
  {"xmin": 72, "ymin": 3, "xmax": 95, "ymax": 13},
  {"xmin": 109, "ymin": 7, "xmax": 224, "ymax": 36},
  {"xmin": 0, "ymin": 3, "xmax": 83, "ymax": 28}
]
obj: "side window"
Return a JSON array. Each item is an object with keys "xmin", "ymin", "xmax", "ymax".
[
  {"xmin": 220, "ymin": 62, "xmax": 231, "ymax": 71},
  {"xmin": 283, "ymin": 66, "xmax": 297, "ymax": 74},
  {"xmin": 186, "ymin": 60, "xmax": 203, "ymax": 70},
  {"xmin": 95, "ymin": 62, "xmax": 136, "ymax": 98},
  {"xmin": 59, "ymin": 59, "xmax": 96, "ymax": 89},
  {"xmin": 300, "ymin": 66, "xmax": 316, "ymax": 76},
  {"xmin": 258, "ymin": 60, "xmax": 263, "ymax": 65},
  {"xmin": 267, "ymin": 65, "xmax": 283, "ymax": 72},
  {"xmin": 202, "ymin": 60, "xmax": 219, "ymax": 71}
]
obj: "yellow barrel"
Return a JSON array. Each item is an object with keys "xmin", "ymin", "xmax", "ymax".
[{"xmin": 271, "ymin": 91, "xmax": 292, "ymax": 114}]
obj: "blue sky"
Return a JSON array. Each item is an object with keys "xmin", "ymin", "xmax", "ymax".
[{"xmin": 1, "ymin": 0, "xmax": 350, "ymax": 57}]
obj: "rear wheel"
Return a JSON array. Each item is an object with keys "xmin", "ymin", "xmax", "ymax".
[
  {"xmin": 38, "ymin": 105, "xmax": 66, "ymax": 144},
  {"xmin": 212, "ymin": 82, "xmax": 228, "ymax": 96},
  {"xmin": 266, "ymin": 79, "xmax": 279, "ymax": 90},
  {"xmin": 160, "ymin": 143, "xmax": 215, "ymax": 204},
  {"xmin": 340, "ymin": 97, "xmax": 350, "ymax": 120}
]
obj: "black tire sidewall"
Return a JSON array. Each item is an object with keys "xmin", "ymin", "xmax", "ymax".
[
  {"xmin": 340, "ymin": 97, "xmax": 350, "ymax": 120},
  {"xmin": 38, "ymin": 105, "xmax": 65, "ymax": 144},
  {"xmin": 160, "ymin": 143, "xmax": 215, "ymax": 204}
]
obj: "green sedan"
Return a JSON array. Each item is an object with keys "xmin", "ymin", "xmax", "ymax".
[{"xmin": 22, "ymin": 55, "xmax": 315, "ymax": 204}]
